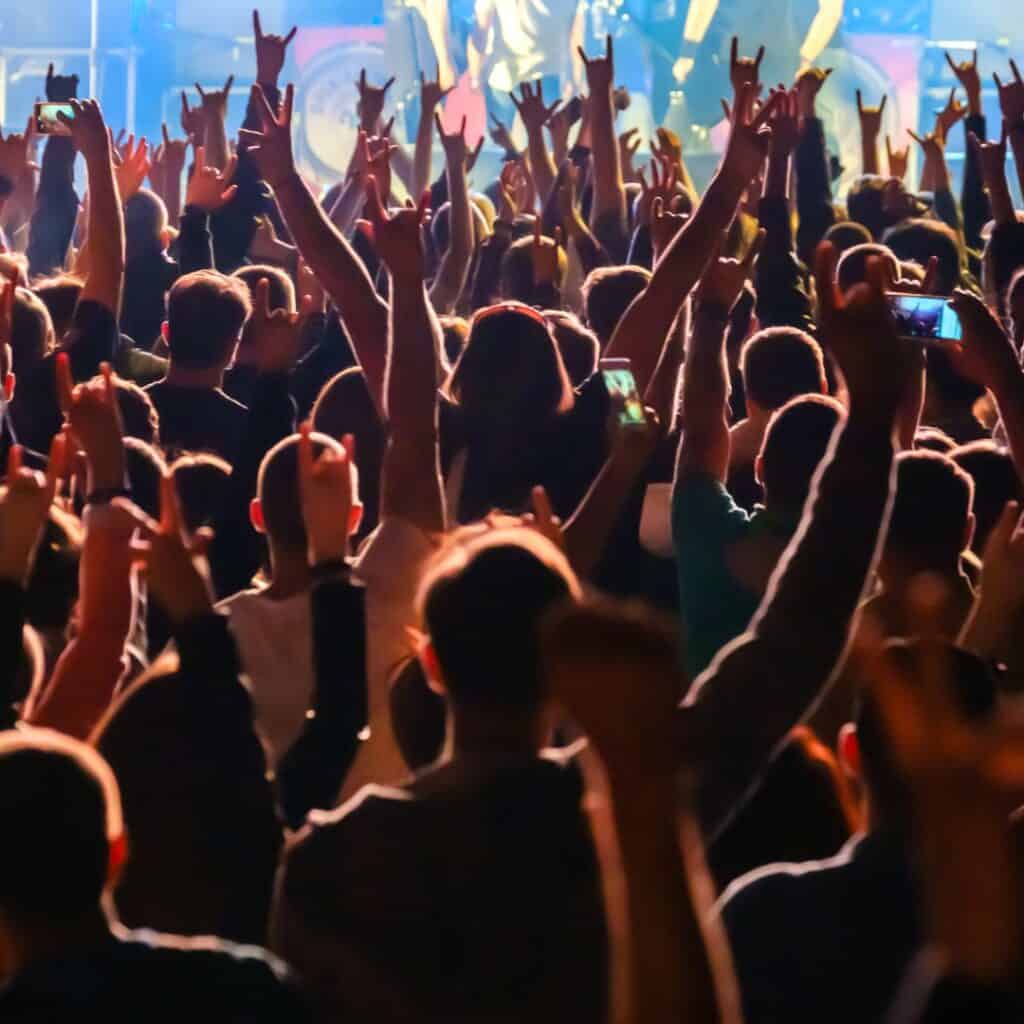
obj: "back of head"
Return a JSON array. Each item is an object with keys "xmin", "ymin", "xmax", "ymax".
[
  {"xmin": 448, "ymin": 304, "xmax": 573, "ymax": 425},
  {"xmin": 124, "ymin": 438, "xmax": 167, "ymax": 521},
  {"xmin": 846, "ymin": 175, "xmax": 892, "ymax": 240},
  {"xmin": 33, "ymin": 275, "xmax": 83, "ymax": 341},
  {"xmin": 11, "ymin": 288, "xmax": 55, "ymax": 373},
  {"xmin": 171, "ymin": 453, "xmax": 232, "ymax": 532},
  {"xmin": 884, "ymin": 219, "xmax": 962, "ymax": 295},
  {"xmin": 166, "ymin": 270, "xmax": 251, "ymax": 371},
  {"xmin": 836, "ymin": 242, "xmax": 899, "ymax": 293},
  {"xmin": 546, "ymin": 310, "xmax": 599, "ymax": 387},
  {"xmin": 0, "ymin": 729, "xmax": 121, "ymax": 925},
  {"xmin": 952, "ymin": 441, "xmax": 1021, "ymax": 553},
  {"xmin": 257, "ymin": 432, "xmax": 357, "ymax": 554},
  {"xmin": 760, "ymin": 395, "xmax": 844, "ymax": 512},
  {"xmin": 500, "ymin": 235, "xmax": 567, "ymax": 301},
  {"xmin": 125, "ymin": 189, "xmax": 169, "ymax": 260},
  {"xmin": 419, "ymin": 527, "xmax": 578, "ymax": 711},
  {"xmin": 740, "ymin": 328, "xmax": 826, "ymax": 412},
  {"xmin": 887, "ymin": 450, "xmax": 974, "ymax": 570},
  {"xmin": 111, "ymin": 375, "xmax": 160, "ymax": 444},
  {"xmin": 233, "ymin": 263, "xmax": 296, "ymax": 315},
  {"xmin": 583, "ymin": 265, "xmax": 651, "ymax": 348},
  {"xmin": 823, "ymin": 220, "xmax": 873, "ymax": 256}
]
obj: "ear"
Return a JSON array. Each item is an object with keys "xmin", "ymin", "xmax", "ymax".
[
  {"xmin": 348, "ymin": 501, "xmax": 364, "ymax": 537},
  {"xmin": 107, "ymin": 831, "xmax": 128, "ymax": 890},
  {"xmin": 3, "ymin": 371, "xmax": 14, "ymax": 401},
  {"xmin": 249, "ymin": 497, "xmax": 266, "ymax": 534},
  {"xmin": 160, "ymin": 321, "xmax": 170, "ymax": 345},
  {"xmin": 963, "ymin": 512, "xmax": 976, "ymax": 555},
  {"xmin": 754, "ymin": 452, "xmax": 765, "ymax": 488},
  {"xmin": 838, "ymin": 722, "xmax": 861, "ymax": 780},
  {"xmin": 160, "ymin": 227, "xmax": 173, "ymax": 251},
  {"xmin": 418, "ymin": 639, "xmax": 446, "ymax": 697}
]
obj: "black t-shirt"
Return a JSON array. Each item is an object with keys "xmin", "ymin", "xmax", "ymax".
[
  {"xmin": 144, "ymin": 381, "xmax": 248, "ymax": 462},
  {"xmin": 0, "ymin": 929, "xmax": 311, "ymax": 1021}
]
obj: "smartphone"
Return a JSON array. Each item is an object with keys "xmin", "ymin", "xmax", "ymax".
[
  {"xmin": 34, "ymin": 102, "xmax": 74, "ymax": 136},
  {"xmin": 886, "ymin": 292, "xmax": 963, "ymax": 344},
  {"xmin": 600, "ymin": 358, "xmax": 647, "ymax": 428}
]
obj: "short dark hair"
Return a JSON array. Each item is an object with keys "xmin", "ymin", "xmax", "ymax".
[
  {"xmin": 110, "ymin": 375, "xmax": 159, "ymax": 444},
  {"xmin": 546, "ymin": 310, "xmax": 599, "ymax": 387},
  {"xmin": 884, "ymin": 219, "xmax": 963, "ymax": 295},
  {"xmin": 170, "ymin": 453, "xmax": 232, "ymax": 533},
  {"xmin": 836, "ymin": 243, "xmax": 899, "ymax": 293},
  {"xmin": 233, "ymin": 264, "xmax": 295, "ymax": 314},
  {"xmin": 846, "ymin": 175, "xmax": 890, "ymax": 240},
  {"xmin": 500, "ymin": 235, "xmax": 567, "ymax": 301},
  {"xmin": 582, "ymin": 265, "xmax": 651, "ymax": 348},
  {"xmin": 419, "ymin": 529, "xmax": 576, "ymax": 710},
  {"xmin": 125, "ymin": 189, "xmax": 169, "ymax": 259},
  {"xmin": 823, "ymin": 220, "xmax": 873, "ymax": 256},
  {"xmin": 887, "ymin": 450, "xmax": 974, "ymax": 568},
  {"xmin": 257, "ymin": 432, "xmax": 357, "ymax": 553},
  {"xmin": 952, "ymin": 441, "xmax": 1022, "ymax": 553},
  {"xmin": 124, "ymin": 438, "xmax": 167, "ymax": 521},
  {"xmin": 166, "ymin": 270, "xmax": 251, "ymax": 370},
  {"xmin": 33, "ymin": 275, "xmax": 83, "ymax": 340},
  {"xmin": 760, "ymin": 395, "xmax": 843, "ymax": 512},
  {"xmin": 0, "ymin": 729, "xmax": 121, "ymax": 924},
  {"xmin": 740, "ymin": 328, "xmax": 825, "ymax": 411}
]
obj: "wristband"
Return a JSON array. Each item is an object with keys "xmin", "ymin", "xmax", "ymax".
[{"xmin": 310, "ymin": 557, "xmax": 350, "ymax": 582}]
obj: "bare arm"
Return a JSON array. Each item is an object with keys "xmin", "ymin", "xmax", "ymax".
[
  {"xmin": 856, "ymin": 91, "xmax": 885, "ymax": 176},
  {"xmin": 511, "ymin": 82, "xmax": 560, "ymax": 206},
  {"xmin": 580, "ymin": 37, "xmax": 627, "ymax": 234},
  {"xmin": 413, "ymin": 68, "xmax": 450, "ymax": 199}
]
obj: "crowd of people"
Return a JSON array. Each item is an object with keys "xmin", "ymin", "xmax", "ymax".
[{"xmin": 1, "ymin": 10, "xmax": 1024, "ymax": 1020}]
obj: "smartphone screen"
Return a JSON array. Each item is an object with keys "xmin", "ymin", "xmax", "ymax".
[
  {"xmin": 34, "ymin": 102, "xmax": 74, "ymax": 136},
  {"xmin": 600, "ymin": 359, "xmax": 647, "ymax": 427},
  {"xmin": 886, "ymin": 292, "xmax": 963, "ymax": 344}
]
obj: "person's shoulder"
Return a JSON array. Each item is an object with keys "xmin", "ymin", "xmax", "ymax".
[{"xmin": 673, "ymin": 471, "xmax": 750, "ymax": 542}]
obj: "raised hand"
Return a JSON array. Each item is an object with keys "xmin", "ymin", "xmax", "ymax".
[
  {"xmin": 947, "ymin": 288, "xmax": 1021, "ymax": 393},
  {"xmin": 194, "ymin": 76, "xmax": 234, "ymax": 128},
  {"xmin": 359, "ymin": 175, "xmax": 429, "ymax": 281},
  {"xmin": 58, "ymin": 99, "xmax": 109, "ymax": 163},
  {"xmin": 531, "ymin": 218, "xmax": 562, "ymax": 286},
  {"xmin": 127, "ymin": 473, "xmax": 214, "ymax": 624},
  {"xmin": 636, "ymin": 155, "xmax": 677, "ymax": 225},
  {"xmin": 180, "ymin": 90, "xmax": 207, "ymax": 139},
  {"xmin": 618, "ymin": 128, "xmax": 642, "ymax": 181},
  {"xmin": 813, "ymin": 241, "xmax": 911, "ymax": 424},
  {"xmin": 945, "ymin": 49, "xmax": 982, "ymax": 115},
  {"xmin": 253, "ymin": 9, "xmax": 297, "ymax": 86},
  {"xmin": 546, "ymin": 101, "xmax": 577, "ymax": 162},
  {"xmin": 356, "ymin": 68, "xmax": 395, "ymax": 133},
  {"xmin": 498, "ymin": 160, "xmax": 525, "ymax": 223},
  {"xmin": 934, "ymin": 87, "xmax": 967, "ymax": 144},
  {"xmin": 113, "ymin": 134, "xmax": 151, "ymax": 201},
  {"xmin": 721, "ymin": 83, "xmax": 777, "ymax": 188},
  {"xmin": 649, "ymin": 195, "xmax": 689, "ymax": 262},
  {"xmin": 993, "ymin": 59, "xmax": 1024, "ymax": 126},
  {"xmin": 768, "ymin": 86, "xmax": 801, "ymax": 158},
  {"xmin": 298, "ymin": 422, "xmax": 356, "ymax": 564},
  {"xmin": 856, "ymin": 90, "xmax": 887, "ymax": 139},
  {"xmin": 353, "ymin": 128, "xmax": 398, "ymax": 201},
  {"xmin": 56, "ymin": 355, "xmax": 125, "ymax": 491},
  {"xmin": 434, "ymin": 113, "xmax": 481, "ymax": 171},
  {"xmin": 239, "ymin": 82, "xmax": 295, "ymax": 188},
  {"xmin": 509, "ymin": 80, "xmax": 561, "ymax": 134},
  {"xmin": 157, "ymin": 122, "xmax": 189, "ymax": 174},
  {"xmin": 0, "ymin": 434, "xmax": 68, "ymax": 585},
  {"xmin": 606, "ymin": 402, "xmax": 661, "ymax": 477},
  {"xmin": 249, "ymin": 276, "xmax": 314, "ymax": 373},
  {"xmin": 886, "ymin": 135, "xmax": 910, "ymax": 181},
  {"xmin": 578, "ymin": 34, "xmax": 615, "ymax": 95},
  {"xmin": 45, "ymin": 62, "xmax": 79, "ymax": 102},
  {"xmin": 729, "ymin": 36, "xmax": 765, "ymax": 100},
  {"xmin": 695, "ymin": 229, "xmax": 764, "ymax": 313},
  {"xmin": 968, "ymin": 125, "xmax": 1008, "ymax": 189},
  {"xmin": 651, "ymin": 126, "xmax": 683, "ymax": 174},
  {"xmin": 297, "ymin": 255, "xmax": 327, "ymax": 315},
  {"xmin": 488, "ymin": 112, "xmax": 518, "ymax": 155},
  {"xmin": 907, "ymin": 127, "xmax": 945, "ymax": 166},
  {"xmin": 0, "ymin": 120, "xmax": 36, "ymax": 192},
  {"xmin": 185, "ymin": 145, "xmax": 238, "ymax": 211},
  {"xmin": 794, "ymin": 65, "xmax": 832, "ymax": 118},
  {"xmin": 420, "ymin": 63, "xmax": 452, "ymax": 114}
]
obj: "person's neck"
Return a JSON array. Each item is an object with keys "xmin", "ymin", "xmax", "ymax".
[
  {"xmin": 3, "ymin": 905, "xmax": 111, "ymax": 981},
  {"xmin": 448, "ymin": 705, "xmax": 546, "ymax": 760},
  {"xmin": 265, "ymin": 548, "xmax": 313, "ymax": 600},
  {"xmin": 163, "ymin": 364, "xmax": 225, "ymax": 390}
]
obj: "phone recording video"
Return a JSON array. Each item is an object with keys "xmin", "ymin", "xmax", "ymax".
[
  {"xmin": 33, "ymin": 102, "xmax": 74, "ymax": 136},
  {"xmin": 886, "ymin": 292, "xmax": 963, "ymax": 344},
  {"xmin": 600, "ymin": 358, "xmax": 647, "ymax": 428}
]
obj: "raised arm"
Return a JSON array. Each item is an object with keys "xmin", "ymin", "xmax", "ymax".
[
  {"xmin": 794, "ymin": 66, "xmax": 836, "ymax": 262},
  {"xmin": 194, "ymin": 76, "xmax": 233, "ymax": 172},
  {"xmin": 681, "ymin": 244, "xmax": 906, "ymax": 838},
  {"xmin": 63, "ymin": 100, "xmax": 124, "ymax": 318},
  {"xmin": 510, "ymin": 81, "xmax": 560, "ymax": 206},
  {"xmin": 605, "ymin": 86, "xmax": 774, "ymax": 394},
  {"xmin": 945, "ymin": 51, "xmax": 990, "ymax": 250},
  {"xmin": 579, "ymin": 37, "xmax": 627, "ymax": 244},
  {"xmin": 856, "ymin": 91, "xmax": 885, "ymax": 177},
  {"xmin": 413, "ymin": 67, "xmax": 451, "ymax": 199},
  {"xmin": 677, "ymin": 235, "xmax": 762, "ymax": 483},
  {"xmin": 241, "ymin": 84, "xmax": 389, "ymax": 415},
  {"xmin": 428, "ymin": 115, "xmax": 479, "ymax": 314},
  {"xmin": 994, "ymin": 60, "xmax": 1024, "ymax": 200},
  {"xmin": 151, "ymin": 124, "xmax": 189, "ymax": 227}
]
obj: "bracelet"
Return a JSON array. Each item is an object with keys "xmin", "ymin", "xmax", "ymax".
[
  {"xmin": 85, "ymin": 485, "xmax": 131, "ymax": 507},
  {"xmin": 310, "ymin": 557, "xmax": 350, "ymax": 582}
]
